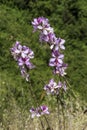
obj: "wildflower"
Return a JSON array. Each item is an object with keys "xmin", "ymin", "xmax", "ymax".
[
  {"xmin": 30, "ymin": 107, "xmax": 41, "ymax": 118},
  {"xmin": 11, "ymin": 41, "xmax": 22, "ymax": 60},
  {"xmin": 44, "ymin": 79, "xmax": 59, "ymax": 95},
  {"xmin": 32, "ymin": 17, "xmax": 54, "ymax": 44},
  {"xmin": 40, "ymin": 105, "xmax": 50, "ymax": 115},
  {"xmin": 11, "ymin": 41, "xmax": 35, "ymax": 81},
  {"xmin": 39, "ymin": 32, "xmax": 56, "ymax": 46},
  {"xmin": 44, "ymin": 79, "xmax": 67, "ymax": 95},
  {"xmin": 49, "ymin": 50, "xmax": 64, "ymax": 67},
  {"xmin": 30, "ymin": 105, "xmax": 49, "ymax": 118},
  {"xmin": 49, "ymin": 46, "xmax": 67, "ymax": 76},
  {"xmin": 32, "ymin": 17, "xmax": 68, "ymax": 76},
  {"xmin": 53, "ymin": 63, "xmax": 68, "ymax": 76},
  {"xmin": 20, "ymin": 67, "xmax": 29, "ymax": 81},
  {"xmin": 32, "ymin": 17, "xmax": 51, "ymax": 33},
  {"xmin": 53, "ymin": 38, "xmax": 65, "ymax": 50},
  {"xmin": 18, "ymin": 57, "xmax": 34, "ymax": 69}
]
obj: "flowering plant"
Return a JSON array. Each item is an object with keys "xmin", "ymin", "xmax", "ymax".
[
  {"xmin": 11, "ymin": 41, "xmax": 35, "ymax": 81},
  {"xmin": 11, "ymin": 16, "xmax": 72, "ymax": 130}
]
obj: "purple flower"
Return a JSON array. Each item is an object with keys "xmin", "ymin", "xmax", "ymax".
[
  {"xmin": 32, "ymin": 17, "xmax": 68, "ymax": 77},
  {"xmin": 49, "ymin": 42, "xmax": 67, "ymax": 76},
  {"xmin": 11, "ymin": 41, "xmax": 35, "ymax": 81},
  {"xmin": 54, "ymin": 38, "xmax": 65, "ymax": 50},
  {"xmin": 11, "ymin": 41, "xmax": 34, "ymax": 59},
  {"xmin": 18, "ymin": 57, "xmax": 35, "ymax": 69},
  {"xmin": 57, "ymin": 81, "xmax": 67, "ymax": 92},
  {"xmin": 30, "ymin": 105, "xmax": 49, "ymax": 118},
  {"xmin": 39, "ymin": 32, "xmax": 56, "ymax": 46},
  {"xmin": 32, "ymin": 17, "xmax": 43, "ymax": 32},
  {"xmin": 40, "ymin": 105, "xmax": 49, "ymax": 115},
  {"xmin": 44, "ymin": 79, "xmax": 67, "ymax": 95},
  {"xmin": 32, "ymin": 17, "xmax": 49, "ymax": 32},
  {"xmin": 20, "ymin": 67, "xmax": 29, "ymax": 81},
  {"xmin": 11, "ymin": 41, "xmax": 22, "ymax": 60},
  {"xmin": 18, "ymin": 57, "xmax": 29, "ymax": 66},
  {"xmin": 32, "ymin": 17, "xmax": 54, "ymax": 37},
  {"xmin": 53, "ymin": 63, "xmax": 68, "ymax": 76},
  {"xmin": 49, "ymin": 50, "xmax": 64, "ymax": 67},
  {"xmin": 44, "ymin": 79, "xmax": 58, "ymax": 95},
  {"xmin": 30, "ymin": 107, "xmax": 40, "ymax": 118}
]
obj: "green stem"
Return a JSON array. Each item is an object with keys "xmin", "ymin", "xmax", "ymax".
[
  {"xmin": 60, "ymin": 98, "xmax": 66, "ymax": 130},
  {"xmin": 44, "ymin": 115, "xmax": 53, "ymax": 130},
  {"xmin": 28, "ymin": 81, "xmax": 45, "ymax": 130},
  {"xmin": 29, "ymin": 80, "xmax": 51, "ymax": 130},
  {"xmin": 57, "ymin": 95, "xmax": 62, "ymax": 130}
]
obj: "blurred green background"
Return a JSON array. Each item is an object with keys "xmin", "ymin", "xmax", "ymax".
[{"xmin": 0, "ymin": 0, "xmax": 87, "ymax": 118}]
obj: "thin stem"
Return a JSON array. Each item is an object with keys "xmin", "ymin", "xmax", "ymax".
[
  {"xmin": 63, "ymin": 76, "xmax": 72, "ymax": 88},
  {"xmin": 60, "ymin": 99, "xmax": 66, "ymax": 130},
  {"xmin": 40, "ymin": 118, "xmax": 45, "ymax": 130},
  {"xmin": 29, "ymin": 81, "xmax": 38, "ymax": 107},
  {"xmin": 44, "ymin": 115, "xmax": 53, "ymax": 130},
  {"xmin": 57, "ymin": 95, "xmax": 62, "ymax": 130},
  {"xmin": 28, "ymin": 81, "xmax": 45, "ymax": 130},
  {"xmin": 29, "ymin": 80, "xmax": 51, "ymax": 130}
]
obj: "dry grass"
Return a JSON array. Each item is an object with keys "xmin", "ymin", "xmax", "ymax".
[{"xmin": 0, "ymin": 97, "xmax": 87, "ymax": 130}]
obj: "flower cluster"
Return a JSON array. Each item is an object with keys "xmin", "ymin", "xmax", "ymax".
[
  {"xmin": 32, "ymin": 17, "xmax": 53, "ymax": 35},
  {"xmin": 11, "ymin": 41, "xmax": 35, "ymax": 81},
  {"xmin": 30, "ymin": 105, "xmax": 49, "ymax": 118},
  {"xmin": 44, "ymin": 79, "xmax": 67, "ymax": 95},
  {"xmin": 49, "ymin": 49, "xmax": 67, "ymax": 76},
  {"xmin": 10, "ymin": 17, "xmax": 69, "ymax": 122},
  {"xmin": 32, "ymin": 17, "xmax": 67, "ymax": 76}
]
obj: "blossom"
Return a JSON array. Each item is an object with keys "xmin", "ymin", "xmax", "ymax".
[
  {"xmin": 11, "ymin": 41, "xmax": 35, "ymax": 81},
  {"xmin": 32, "ymin": 17, "xmax": 68, "ymax": 76},
  {"xmin": 44, "ymin": 79, "xmax": 59, "ymax": 95},
  {"xmin": 30, "ymin": 105, "xmax": 49, "ymax": 118},
  {"xmin": 40, "ymin": 105, "xmax": 50, "ymax": 115},
  {"xmin": 49, "ymin": 50, "xmax": 64, "ymax": 67},
  {"xmin": 39, "ymin": 32, "xmax": 56, "ymax": 46},
  {"xmin": 56, "ymin": 38, "xmax": 65, "ymax": 50},
  {"xmin": 44, "ymin": 79, "xmax": 67, "ymax": 95},
  {"xmin": 11, "ymin": 41, "xmax": 22, "ymax": 60},
  {"xmin": 18, "ymin": 57, "xmax": 35, "ymax": 69},
  {"xmin": 21, "ymin": 46, "xmax": 34, "ymax": 59},
  {"xmin": 32, "ymin": 16, "xmax": 54, "ymax": 36},
  {"xmin": 53, "ymin": 63, "xmax": 68, "ymax": 76},
  {"xmin": 32, "ymin": 17, "xmax": 51, "ymax": 34},
  {"xmin": 49, "ymin": 46, "xmax": 67, "ymax": 76},
  {"xmin": 30, "ymin": 107, "xmax": 41, "ymax": 118},
  {"xmin": 32, "ymin": 17, "xmax": 43, "ymax": 32},
  {"xmin": 52, "ymin": 38, "xmax": 65, "ymax": 50},
  {"xmin": 20, "ymin": 67, "xmax": 29, "ymax": 81}
]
